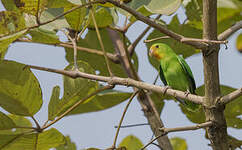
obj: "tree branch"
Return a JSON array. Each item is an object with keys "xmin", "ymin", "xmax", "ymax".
[
  {"xmin": 90, "ymin": 7, "xmax": 114, "ymax": 76},
  {"xmin": 105, "ymin": 0, "xmax": 208, "ymax": 49},
  {"xmin": 218, "ymin": 21, "xmax": 242, "ymax": 40},
  {"xmin": 16, "ymin": 39, "xmax": 119, "ymax": 63},
  {"xmin": 142, "ymin": 121, "xmax": 213, "ymax": 150},
  {"xmin": 26, "ymin": 64, "xmax": 204, "ymax": 105},
  {"xmin": 160, "ymin": 121, "xmax": 213, "ymax": 134},
  {"xmin": 112, "ymin": 90, "xmax": 139, "ymax": 149},
  {"xmin": 42, "ymin": 85, "xmax": 114, "ymax": 130},
  {"xmin": 218, "ymin": 88, "xmax": 242, "ymax": 105}
]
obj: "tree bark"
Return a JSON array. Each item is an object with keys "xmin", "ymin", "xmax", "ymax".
[
  {"xmin": 202, "ymin": 0, "xmax": 228, "ymax": 149},
  {"xmin": 107, "ymin": 28, "xmax": 173, "ymax": 150}
]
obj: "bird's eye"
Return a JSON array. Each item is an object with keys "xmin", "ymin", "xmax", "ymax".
[{"xmin": 155, "ymin": 45, "xmax": 159, "ymax": 48}]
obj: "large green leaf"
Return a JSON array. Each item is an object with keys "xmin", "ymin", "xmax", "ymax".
[
  {"xmin": 65, "ymin": 29, "xmax": 139, "ymax": 77},
  {"xmin": 181, "ymin": 85, "xmax": 242, "ymax": 129},
  {"xmin": 55, "ymin": 136, "xmax": 77, "ymax": 150},
  {"xmin": 88, "ymin": 7, "xmax": 114, "ymax": 28},
  {"xmin": 236, "ymin": 33, "xmax": 242, "ymax": 53},
  {"xmin": 0, "ymin": 128, "xmax": 65, "ymax": 150},
  {"xmin": 146, "ymin": 15, "xmax": 201, "ymax": 70},
  {"xmin": 0, "ymin": 112, "xmax": 16, "ymax": 130},
  {"xmin": 118, "ymin": 135, "xmax": 144, "ymax": 150},
  {"xmin": 0, "ymin": 60, "xmax": 43, "ymax": 116},
  {"xmin": 47, "ymin": 0, "xmax": 74, "ymax": 8},
  {"xmin": 29, "ymin": 28, "xmax": 60, "ymax": 44},
  {"xmin": 48, "ymin": 61, "xmax": 98, "ymax": 121},
  {"xmin": 39, "ymin": 8, "xmax": 70, "ymax": 31},
  {"xmin": 0, "ymin": 115, "xmax": 32, "ymax": 134},
  {"xmin": 145, "ymin": 0, "xmax": 181, "ymax": 15},
  {"xmin": 1, "ymin": 0, "xmax": 20, "ymax": 12},
  {"xmin": 68, "ymin": 90, "xmax": 132, "ymax": 115},
  {"xmin": 170, "ymin": 137, "xmax": 188, "ymax": 150},
  {"xmin": 64, "ymin": 4, "xmax": 87, "ymax": 30},
  {"xmin": 227, "ymin": 134, "xmax": 242, "ymax": 150},
  {"xmin": 13, "ymin": 0, "xmax": 48, "ymax": 15}
]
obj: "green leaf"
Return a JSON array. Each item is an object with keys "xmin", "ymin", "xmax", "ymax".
[
  {"xmin": 47, "ymin": 0, "xmax": 74, "ymax": 8},
  {"xmin": 1, "ymin": 0, "xmax": 20, "ymax": 12},
  {"xmin": 13, "ymin": 0, "xmax": 48, "ymax": 15},
  {"xmin": 88, "ymin": 7, "xmax": 114, "ymax": 28},
  {"xmin": 48, "ymin": 61, "xmax": 98, "ymax": 121},
  {"xmin": 0, "ymin": 29, "xmax": 27, "ymax": 58},
  {"xmin": 129, "ymin": 5, "xmax": 152, "ymax": 23},
  {"xmin": 236, "ymin": 33, "xmax": 242, "ymax": 53},
  {"xmin": 0, "ymin": 115, "xmax": 32, "ymax": 134},
  {"xmin": 68, "ymin": 90, "xmax": 132, "ymax": 115},
  {"xmin": 39, "ymin": 8, "xmax": 70, "ymax": 31},
  {"xmin": 0, "ymin": 128, "xmax": 65, "ymax": 150},
  {"xmin": 65, "ymin": 29, "xmax": 139, "ymax": 77},
  {"xmin": 0, "ymin": 112, "xmax": 16, "ymax": 130},
  {"xmin": 118, "ymin": 135, "xmax": 144, "ymax": 150},
  {"xmin": 29, "ymin": 28, "xmax": 60, "ymax": 44},
  {"xmin": 145, "ymin": 0, "xmax": 181, "ymax": 15},
  {"xmin": 0, "ymin": 60, "xmax": 43, "ymax": 116},
  {"xmin": 181, "ymin": 85, "xmax": 242, "ymax": 129},
  {"xmin": 64, "ymin": 4, "xmax": 87, "ymax": 30},
  {"xmin": 55, "ymin": 136, "xmax": 77, "ymax": 150},
  {"xmin": 170, "ymin": 137, "xmax": 188, "ymax": 150},
  {"xmin": 146, "ymin": 15, "xmax": 201, "ymax": 69}
]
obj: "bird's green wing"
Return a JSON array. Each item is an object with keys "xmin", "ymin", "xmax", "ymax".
[
  {"xmin": 159, "ymin": 65, "xmax": 167, "ymax": 86},
  {"xmin": 177, "ymin": 55, "xmax": 196, "ymax": 94}
]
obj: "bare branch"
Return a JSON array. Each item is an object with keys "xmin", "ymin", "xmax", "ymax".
[
  {"xmin": 144, "ymin": 36, "xmax": 170, "ymax": 43},
  {"xmin": 31, "ymin": 116, "xmax": 41, "ymax": 132},
  {"xmin": 160, "ymin": 121, "xmax": 213, "ymax": 133},
  {"xmin": 26, "ymin": 65, "xmax": 203, "ymax": 109},
  {"xmin": 42, "ymin": 85, "xmax": 114, "ymax": 130},
  {"xmin": 127, "ymin": 15, "xmax": 162, "ymax": 57},
  {"xmin": 16, "ymin": 39, "xmax": 119, "ymax": 63},
  {"xmin": 181, "ymin": 37, "xmax": 228, "ymax": 44},
  {"xmin": 218, "ymin": 21, "xmax": 242, "ymax": 40},
  {"xmin": 105, "ymin": 0, "xmax": 208, "ymax": 49},
  {"xmin": 112, "ymin": 90, "xmax": 139, "ymax": 149},
  {"xmin": 142, "ymin": 121, "xmax": 213, "ymax": 150},
  {"xmin": 218, "ymin": 88, "xmax": 242, "ymax": 105},
  {"xmin": 90, "ymin": 8, "xmax": 114, "ymax": 76},
  {"xmin": 114, "ymin": 123, "xmax": 149, "ymax": 128}
]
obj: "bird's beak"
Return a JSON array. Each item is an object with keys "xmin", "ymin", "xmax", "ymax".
[{"xmin": 149, "ymin": 47, "xmax": 153, "ymax": 57}]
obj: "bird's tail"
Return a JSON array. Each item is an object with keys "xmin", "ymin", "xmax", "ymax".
[{"xmin": 175, "ymin": 97, "xmax": 200, "ymax": 112}]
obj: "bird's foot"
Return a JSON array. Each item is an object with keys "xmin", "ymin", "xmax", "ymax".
[
  {"xmin": 163, "ymin": 86, "xmax": 171, "ymax": 96},
  {"xmin": 184, "ymin": 90, "xmax": 191, "ymax": 98}
]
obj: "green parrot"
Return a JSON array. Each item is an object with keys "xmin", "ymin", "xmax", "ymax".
[{"xmin": 149, "ymin": 43, "xmax": 199, "ymax": 111}]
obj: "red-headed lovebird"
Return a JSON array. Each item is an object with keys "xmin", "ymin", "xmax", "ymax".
[{"xmin": 149, "ymin": 43, "xmax": 199, "ymax": 111}]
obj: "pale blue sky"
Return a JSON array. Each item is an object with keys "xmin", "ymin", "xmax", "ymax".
[{"xmin": 1, "ymin": 2, "xmax": 242, "ymax": 150}]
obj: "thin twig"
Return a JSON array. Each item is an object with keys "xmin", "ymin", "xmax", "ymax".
[
  {"xmin": 105, "ymin": 0, "xmax": 208, "ymax": 49},
  {"xmin": 16, "ymin": 39, "xmax": 119, "ymax": 63},
  {"xmin": 114, "ymin": 123, "xmax": 149, "ymax": 128},
  {"xmin": 36, "ymin": 0, "xmax": 41, "ymax": 24},
  {"xmin": 14, "ymin": 126, "xmax": 37, "ymax": 130},
  {"xmin": 153, "ymin": 73, "xmax": 159, "ymax": 85},
  {"xmin": 144, "ymin": 36, "xmax": 170, "ymax": 43},
  {"xmin": 26, "ymin": 64, "xmax": 204, "ymax": 105},
  {"xmin": 112, "ymin": 90, "xmax": 139, "ymax": 148},
  {"xmin": 62, "ymin": 30, "xmax": 78, "ymax": 69},
  {"xmin": 218, "ymin": 88, "xmax": 242, "ymax": 105},
  {"xmin": 42, "ymin": 85, "xmax": 114, "ymax": 130},
  {"xmin": 127, "ymin": 15, "xmax": 162, "ymax": 57},
  {"xmin": 181, "ymin": 38, "xmax": 228, "ymax": 44},
  {"xmin": 159, "ymin": 121, "xmax": 213, "ymax": 134},
  {"xmin": 90, "ymin": 7, "xmax": 113, "ymax": 76},
  {"xmin": 31, "ymin": 116, "xmax": 41, "ymax": 131},
  {"xmin": 0, "ymin": 0, "xmax": 105, "ymax": 38},
  {"xmin": 218, "ymin": 21, "xmax": 242, "ymax": 40},
  {"xmin": 142, "ymin": 121, "xmax": 213, "ymax": 150}
]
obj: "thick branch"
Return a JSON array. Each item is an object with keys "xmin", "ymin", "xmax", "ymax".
[
  {"xmin": 202, "ymin": 0, "xmax": 228, "ymax": 150},
  {"xmin": 106, "ymin": 0, "xmax": 208, "ymax": 49},
  {"xmin": 106, "ymin": 28, "xmax": 173, "ymax": 149},
  {"xmin": 219, "ymin": 88, "xmax": 242, "ymax": 105},
  {"xmin": 218, "ymin": 21, "xmax": 242, "ymax": 40},
  {"xmin": 26, "ymin": 64, "xmax": 204, "ymax": 104}
]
